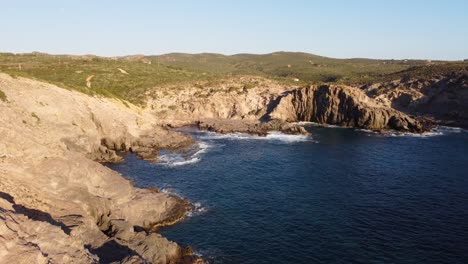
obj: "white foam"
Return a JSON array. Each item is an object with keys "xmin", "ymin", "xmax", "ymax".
[
  {"xmin": 198, "ymin": 131, "xmax": 314, "ymax": 143},
  {"xmin": 160, "ymin": 188, "xmax": 207, "ymax": 218},
  {"xmin": 264, "ymin": 131, "xmax": 312, "ymax": 142},
  {"xmin": 157, "ymin": 130, "xmax": 314, "ymax": 167},
  {"xmin": 435, "ymin": 126, "xmax": 465, "ymax": 133},
  {"xmin": 361, "ymin": 126, "xmax": 466, "ymax": 138},
  {"xmin": 157, "ymin": 141, "xmax": 211, "ymax": 167},
  {"xmin": 187, "ymin": 202, "xmax": 208, "ymax": 217},
  {"xmin": 295, "ymin": 121, "xmax": 346, "ymax": 128},
  {"xmin": 161, "ymin": 187, "xmax": 183, "ymax": 197}
]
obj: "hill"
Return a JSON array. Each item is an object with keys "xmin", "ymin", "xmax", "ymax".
[{"xmin": 0, "ymin": 51, "xmax": 465, "ymax": 104}]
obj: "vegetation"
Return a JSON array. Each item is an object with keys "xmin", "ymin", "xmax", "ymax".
[
  {"xmin": 384, "ymin": 62, "xmax": 468, "ymax": 81},
  {"xmin": 0, "ymin": 89, "xmax": 6, "ymax": 102},
  {"xmin": 31, "ymin": 112, "xmax": 40, "ymax": 122},
  {"xmin": 0, "ymin": 52, "xmax": 466, "ymax": 104}
]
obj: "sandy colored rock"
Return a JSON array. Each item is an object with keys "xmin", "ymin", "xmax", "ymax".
[
  {"xmin": 197, "ymin": 118, "xmax": 310, "ymax": 136},
  {"xmin": 363, "ymin": 70, "xmax": 468, "ymax": 128},
  {"xmin": 0, "ymin": 73, "xmax": 200, "ymax": 263},
  {"xmin": 0, "ymin": 69, "xmax": 448, "ymax": 263}
]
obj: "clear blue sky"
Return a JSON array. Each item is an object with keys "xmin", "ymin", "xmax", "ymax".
[{"xmin": 1, "ymin": 0, "xmax": 467, "ymax": 60}]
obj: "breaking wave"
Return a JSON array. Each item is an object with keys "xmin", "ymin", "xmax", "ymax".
[
  {"xmin": 187, "ymin": 202, "xmax": 208, "ymax": 217},
  {"xmin": 157, "ymin": 142, "xmax": 211, "ymax": 167},
  {"xmin": 295, "ymin": 121, "xmax": 347, "ymax": 128},
  {"xmin": 161, "ymin": 188, "xmax": 207, "ymax": 217},
  {"xmin": 157, "ymin": 130, "xmax": 314, "ymax": 167},
  {"xmin": 361, "ymin": 126, "xmax": 466, "ymax": 138},
  {"xmin": 198, "ymin": 131, "xmax": 314, "ymax": 143}
]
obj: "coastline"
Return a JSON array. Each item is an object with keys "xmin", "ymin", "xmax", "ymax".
[
  {"xmin": 0, "ymin": 69, "xmax": 464, "ymax": 262},
  {"xmin": 0, "ymin": 73, "xmax": 202, "ymax": 263}
]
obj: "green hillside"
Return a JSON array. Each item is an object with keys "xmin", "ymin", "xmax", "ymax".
[{"xmin": 0, "ymin": 51, "xmax": 464, "ymax": 104}]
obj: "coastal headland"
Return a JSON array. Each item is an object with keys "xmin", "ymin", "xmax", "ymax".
[{"xmin": 0, "ymin": 52, "xmax": 466, "ymax": 263}]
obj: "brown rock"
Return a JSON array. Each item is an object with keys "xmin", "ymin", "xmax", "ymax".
[{"xmin": 270, "ymin": 85, "xmax": 426, "ymax": 132}]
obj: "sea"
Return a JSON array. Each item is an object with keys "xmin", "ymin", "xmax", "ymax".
[{"xmin": 106, "ymin": 124, "xmax": 468, "ymax": 264}]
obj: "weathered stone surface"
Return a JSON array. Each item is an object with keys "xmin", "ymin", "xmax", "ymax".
[
  {"xmin": 197, "ymin": 118, "xmax": 310, "ymax": 136},
  {"xmin": 362, "ymin": 71, "xmax": 468, "ymax": 128},
  {"xmin": 0, "ymin": 69, "xmax": 458, "ymax": 263},
  {"xmin": 269, "ymin": 85, "xmax": 426, "ymax": 132},
  {"xmin": 0, "ymin": 73, "xmax": 200, "ymax": 263}
]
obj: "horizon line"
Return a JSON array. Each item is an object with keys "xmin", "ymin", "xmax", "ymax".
[{"xmin": 1, "ymin": 50, "xmax": 466, "ymax": 62}]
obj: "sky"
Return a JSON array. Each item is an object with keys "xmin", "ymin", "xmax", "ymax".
[{"xmin": 1, "ymin": 0, "xmax": 467, "ymax": 60}]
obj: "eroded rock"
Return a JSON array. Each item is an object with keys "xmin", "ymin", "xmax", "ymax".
[{"xmin": 269, "ymin": 85, "xmax": 427, "ymax": 132}]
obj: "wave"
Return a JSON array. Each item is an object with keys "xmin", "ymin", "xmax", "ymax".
[
  {"xmin": 361, "ymin": 126, "xmax": 466, "ymax": 138},
  {"xmin": 198, "ymin": 131, "xmax": 314, "ymax": 143},
  {"xmin": 157, "ymin": 141, "xmax": 211, "ymax": 167},
  {"xmin": 295, "ymin": 121, "xmax": 346, "ymax": 128},
  {"xmin": 158, "ymin": 130, "xmax": 313, "ymax": 167},
  {"xmin": 161, "ymin": 187, "xmax": 183, "ymax": 197},
  {"xmin": 435, "ymin": 126, "xmax": 466, "ymax": 133},
  {"xmin": 187, "ymin": 202, "xmax": 208, "ymax": 217},
  {"xmin": 161, "ymin": 188, "xmax": 207, "ymax": 217}
]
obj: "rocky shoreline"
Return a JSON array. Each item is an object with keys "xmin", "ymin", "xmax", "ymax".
[
  {"xmin": 0, "ymin": 73, "xmax": 202, "ymax": 263},
  {"xmin": 0, "ymin": 70, "xmax": 465, "ymax": 263}
]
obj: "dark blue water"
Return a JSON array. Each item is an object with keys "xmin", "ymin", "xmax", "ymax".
[{"xmin": 106, "ymin": 126, "xmax": 468, "ymax": 264}]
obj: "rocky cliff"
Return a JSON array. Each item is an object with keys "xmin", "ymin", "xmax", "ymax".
[
  {"xmin": 0, "ymin": 71, "xmax": 454, "ymax": 263},
  {"xmin": 0, "ymin": 73, "xmax": 200, "ymax": 263},
  {"xmin": 146, "ymin": 78, "xmax": 426, "ymax": 133},
  {"xmin": 269, "ymin": 85, "xmax": 425, "ymax": 132},
  {"xmin": 363, "ymin": 70, "xmax": 468, "ymax": 128},
  {"xmin": 146, "ymin": 76, "xmax": 290, "ymax": 125}
]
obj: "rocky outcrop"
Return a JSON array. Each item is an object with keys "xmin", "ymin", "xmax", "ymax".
[
  {"xmin": 197, "ymin": 119, "xmax": 310, "ymax": 136},
  {"xmin": 363, "ymin": 70, "xmax": 468, "ymax": 128},
  {"xmin": 269, "ymin": 85, "xmax": 426, "ymax": 132},
  {"xmin": 147, "ymin": 76, "xmax": 291, "ymax": 124},
  {"xmin": 0, "ymin": 73, "xmax": 201, "ymax": 263},
  {"xmin": 99, "ymin": 128, "xmax": 194, "ymax": 162},
  {"xmin": 147, "ymin": 78, "xmax": 430, "ymax": 133}
]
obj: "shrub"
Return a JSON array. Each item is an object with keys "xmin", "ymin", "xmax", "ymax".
[
  {"xmin": 0, "ymin": 89, "xmax": 6, "ymax": 102},
  {"xmin": 31, "ymin": 112, "xmax": 40, "ymax": 122}
]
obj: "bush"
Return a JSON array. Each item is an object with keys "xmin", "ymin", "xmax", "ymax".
[{"xmin": 0, "ymin": 89, "xmax": 7, "ymax": 102}]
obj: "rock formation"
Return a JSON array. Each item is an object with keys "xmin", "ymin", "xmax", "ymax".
[
  {"xmin": 146, "ymin": 76, "xmax": 290, "ymax": 124},
  {"xmin": 269, "ymin": 85, "xmax": 426, "ymax": 132},
  {"xmin": 362, "ymin": 70, "xmax": 468, "ymax": 128},
  {"xmin": 0, "ymin": 68, "xmax": 454, "ymax": 263},
  {"xmin": 197, "ymin": 119, "xmax": 309, "ymax": 136},
  {"xmin": 0, "ymin": 73, "xmax": 201, "ymax": 263}
]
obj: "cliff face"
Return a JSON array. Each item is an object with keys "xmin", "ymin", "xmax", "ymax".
[
  {"xmin": 146, "ymin": 76, "xmax": 290, "ymax": 125},
  {"xmin": 146, "ymin": 78, "xmax": 426, "ymax": 132},
  {"xmin": 0, "ymin": 74, "xmax": 199, "ymax": 264},
  {"xmin": 363, "ymin": 71, "xmax": 468, "ymax": 128},
  {"xmin": 269, "ymin": 85, "xmax": 425, "ymax": 132}
]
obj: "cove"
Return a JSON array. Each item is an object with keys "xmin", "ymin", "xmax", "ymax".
[{"xmin": 106, "ymin": 126, "xmax": 468, "ymax": 264}]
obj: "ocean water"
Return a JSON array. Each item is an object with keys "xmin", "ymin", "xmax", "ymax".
[{"xmin": 106, "ymin": 125, "xmax": 468, "ymax": 264}]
